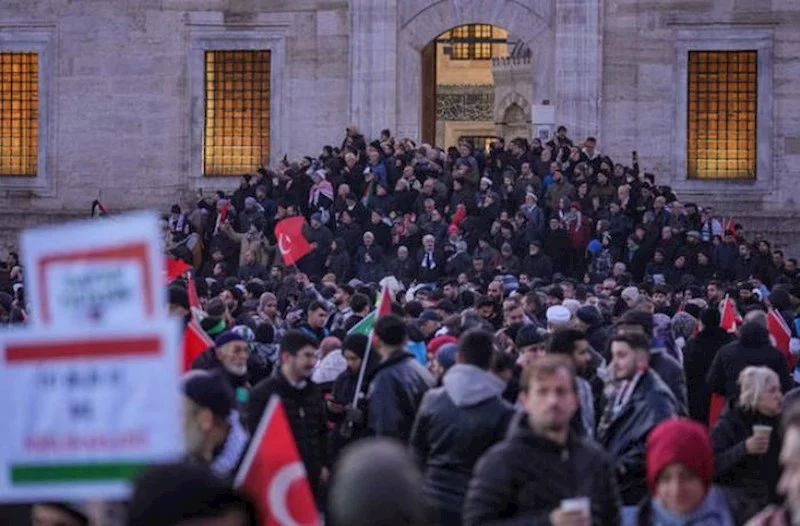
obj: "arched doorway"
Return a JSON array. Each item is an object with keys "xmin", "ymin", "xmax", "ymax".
[
  {"xmin": 395, "ymin": 0, "xmax": 555, "ymax": 143},
  {"xmin": 420, "ymin": 24, "xmax": 510, "ymax": 149}
]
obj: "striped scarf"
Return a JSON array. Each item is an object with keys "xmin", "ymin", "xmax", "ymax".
[{"xmin": 209, "ymin": 411, "xmax": 249, "ymax": 479}]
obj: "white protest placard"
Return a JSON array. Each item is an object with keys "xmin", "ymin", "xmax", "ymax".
[
  {"xmin": 0, "ymin": 320, "xmax": 183, "ymax": 501},
  {"xmin": 20, "ymin": 211, "xmax": 165, "ymax": 328}
]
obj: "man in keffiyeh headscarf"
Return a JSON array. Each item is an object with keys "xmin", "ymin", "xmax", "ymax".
[{"xmin": 309, "ymin": 169, "xmax": 334, "ymax": 224}]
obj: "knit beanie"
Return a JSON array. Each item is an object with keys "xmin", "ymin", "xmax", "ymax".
[
  {"xmin": 435, "ymin": 343, "xmax": 458, "ymax": 371},
  {"xmin": 646, "ymin": 418, "xmax": 713, "ymax": 493},
  {"xmin": 671, "ymin": 312, "xmax": 698, "ymax": 341}
]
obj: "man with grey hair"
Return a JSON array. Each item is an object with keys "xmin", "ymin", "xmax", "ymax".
[
  {"xmin": 389, "ymin": 245, "xmax": 416, "ymax": 286},
  {"xmin": 418, "ymin": 234, "xmax": 443, "ymax": 284}
]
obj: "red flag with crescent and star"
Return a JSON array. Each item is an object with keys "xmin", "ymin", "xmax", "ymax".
[
  {"xmin": 235, "ymin": 396, "xmax": 320, "ymax": 526},
  {"xmin": 274, "ymin": 217, "xmax": 313, "ymax": 266},
  {"xmin": 720, "ymin": 295, "xmax": 742, "ymax": 334},
  {"xmin": 768, "ymin": 308, "xmax": 795, "ymax": 371}
]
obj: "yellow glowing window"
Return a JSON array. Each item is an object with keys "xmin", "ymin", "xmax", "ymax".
[
  {"xmin": 0, "ymin": 52, "xmax": 38, "ymax": 177},
  {"xmin": 448, "ymin": 25, "xmax": 494, "ymax": 60},
  {"xmin": 204, "ymin": 50, "xmax": 271, "ymax": 176},
  {"xmin": 687, "ymin": 50, "xmax": 757, "ymax": 180}
]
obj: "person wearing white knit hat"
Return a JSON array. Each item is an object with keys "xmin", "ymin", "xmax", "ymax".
[{"xmin": 546, "ymin": 305, "xmax": 572, "ymax": 331}]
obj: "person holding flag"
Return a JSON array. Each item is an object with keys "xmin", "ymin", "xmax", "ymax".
[
  {"xmin": 367, "ymin": 314, "xmax": 435, "ymax": 444},
  {"xmin": 246, "ymin": 330, "xmax": 329, "ymax": 508}
]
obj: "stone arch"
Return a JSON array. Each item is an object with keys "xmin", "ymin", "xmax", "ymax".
[
  {"xmin": 395, "ymin": 0, "xmax": 555, "ymax": 141},
  {"xmin": 494, "ymin": 91, "xmax": 532, "ymax": 125}
]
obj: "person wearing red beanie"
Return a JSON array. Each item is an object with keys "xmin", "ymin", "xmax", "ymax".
[{"xmin": 632, "ymin": 418, "xmax": 748, "ymax": 525}]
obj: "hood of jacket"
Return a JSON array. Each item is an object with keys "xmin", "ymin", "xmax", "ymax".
[{"xmin": 442, "ymin": 364, "xmax": 505, "ymax": 407}]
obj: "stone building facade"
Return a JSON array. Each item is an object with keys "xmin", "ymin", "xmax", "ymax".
[{"xmin": 0, "ymin": 0, "xmax": 799, "ymax": 252}]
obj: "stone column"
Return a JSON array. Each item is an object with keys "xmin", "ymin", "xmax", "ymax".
[
  {"xmin": 555, "ymin": 0, "xmax": 603, "ymax": 140},
  {"xmin": 349, "ymin": 0, "xmax": 398, "ymax": 139}
]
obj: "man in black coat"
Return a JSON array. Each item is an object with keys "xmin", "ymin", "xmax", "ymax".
[
  {"xmin": 367, "ymin": 315, "xmax": 435, "ymax": 444},
  {"xmin": 683, "ymin": 307, "xmax": 735, "ymax": 425},
  {"xmin": 416, "ymin": 234, "xmax": 445, "ymax": 284},
  {"xmin": 463, "ymin": 355, "xmax": 621, "ymax": 525},
  {"xmin": 707, "ymin": 317, "xmax": 794, "ymax": 402},
  {"xmin": 247, "ymin": 330, "xmax": 329, "ymax": 507},
  {"xmin": 597, "ymin": 332, "xmax": 678, "ymax": 508},
  {"xmin": 410, "ymin": 330, "xmax": 513, "ymax": 526}
]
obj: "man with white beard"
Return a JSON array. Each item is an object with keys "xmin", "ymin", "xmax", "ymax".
[
  {"xmin": 182, "ymin": 370, "xmax": 249, "ymax": 481},
  {"xmin": 191, "ymin": 330, "xmax": 252, "ymax": 395}
]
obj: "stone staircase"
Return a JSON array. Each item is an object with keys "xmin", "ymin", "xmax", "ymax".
[{"xmin": 676, "ymin": 190, "xmax": 799, "ymax": 255}]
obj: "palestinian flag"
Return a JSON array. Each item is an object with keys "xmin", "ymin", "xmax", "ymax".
[
  {"xmin": 347, "ymin": 284, "xmax": 393, "ymax": 336},
  {"xmin": 91, "ymin": 199, "xmax": 109, "ymax": 218}
]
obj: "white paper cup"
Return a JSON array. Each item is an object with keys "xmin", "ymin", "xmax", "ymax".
[
  {"xmin": 560, "ymin": 497, "xmax": 590, "ymax": 515},
  {"xmin": 753, "ymin": 425, "xmax": 773, "ymax": 438}
]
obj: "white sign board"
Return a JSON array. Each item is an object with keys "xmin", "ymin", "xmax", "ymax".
[
  {"xmin": 20, "ymin": 212, "xmax": 165, "ymax": 328},
  {"xmin": 0, "ymin": 320, "xmax": 183, "ymax": 501}
]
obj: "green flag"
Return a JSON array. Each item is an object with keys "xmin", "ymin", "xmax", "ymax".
[
  {"xmin": 346, "ymin": 284, "xmax": 392, "ymax": 336},
  {"xmin": 347, "ymin": 310, "xmax": 376, "ymax": 336}
]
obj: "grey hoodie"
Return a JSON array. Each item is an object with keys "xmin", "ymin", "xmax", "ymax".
[{"xmin": 443, "ymin": 364, "xmax": 506, "ymax": 407}]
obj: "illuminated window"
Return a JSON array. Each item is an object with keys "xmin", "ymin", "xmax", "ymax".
[
  {"xmin": 204, "ymin": 50, "xmax": 271, "ymax": 176},
  {"xmin": 448, "ymin": 25, "xmax": 494, "ymax": 60},
  {"xmin": 0, "ymin": 52, "xmax": 38, "ymax": 176},
  {"xmin": 687, "ymin": 50, "xmax": 757, "ymax": 180}
]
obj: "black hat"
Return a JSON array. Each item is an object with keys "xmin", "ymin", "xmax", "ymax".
[
  {"xmin": 343, "ymin": 333, "xmax": 370, "ymax": 359},
  {"xmin": 515, "ymin": 324, "xmax": 544, "ymax": 347},
  {"xmin": 182, "ymin": 370, "xmax": 235, "ymax": 418}
]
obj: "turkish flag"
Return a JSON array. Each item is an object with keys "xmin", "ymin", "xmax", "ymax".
[
  {"xmin": 274, "ymin": 217, "xmax": 313, "ymax": 267},
  {"xmin": 182, "ymin": 319, "xmax": 213, "ymax": 372},
  {"xmin": 166, "ymin": 258, "xmax": 192, "ymax": 283},
  {"xmin": 768, "ymin": 309, "xmax": 795, "ymax": 371},
  {"xmin": 709, "ymin": 393, "xmax": 725, "ymax": 428},
  {"xmin": 235, "ymin": 396, "xmax": 320, "ymax": 526},
  {"xmin": 720, "ymin": 296, "xmax": 742, "ymax": 334}
]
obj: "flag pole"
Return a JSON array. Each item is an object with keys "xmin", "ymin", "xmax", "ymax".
[{"xmin": 351, "ymin": 328, "xmax": 374, "ymax": 407}]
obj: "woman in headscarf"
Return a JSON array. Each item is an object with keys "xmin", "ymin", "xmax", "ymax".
[{"xmin": 309, "ymin": 169, "xmax": 334, "ymax": 225}]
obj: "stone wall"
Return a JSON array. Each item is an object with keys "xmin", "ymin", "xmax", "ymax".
[
  {"xmin": 0, "ymin": 0, "xmax": 350, "ymax": 246},
  {"xmin": 0, "ymin": 0, "xmax": 797, "ymax": 255},
  {"xmin": 601, "ymin": 0, "xmax": 800, "ymax": 253}
]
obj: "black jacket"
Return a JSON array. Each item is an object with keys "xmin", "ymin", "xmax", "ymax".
[
  {"xmin": 410, "ymin": 365, "xmax": 514, "ymax": 517},
  {"xmin": 368, "ymin": 349, "xmax": 434, "ymax": 444},
  {"xmin": 707, "ymin": 323, "xmax": 793, "ymax": 401},
  {"xmin": 598, "ymin": 369, "xmax": 678, "ymax": 506},
  {"xmin": 247, "ymin": 370, "xmax": 328, "ymax": 503},
  {"xmin": 711, "ymin": 401, "xmax": 781, "ymax": 509},
  {"xmin": 649, "ymin": 350, "xmax": 688, "ymax": 415},
  {"xmin": 683, "ymin": 327, "xmax": 735, "ymax": 425},
  {"xmin": 463, "ymin": 414, "xmax": 621, "ymax": 526}
]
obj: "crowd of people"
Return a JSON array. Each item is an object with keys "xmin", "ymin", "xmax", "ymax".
[{"xmin": 4, "ymin": 124, "xmax": 800, "ymax": 525}]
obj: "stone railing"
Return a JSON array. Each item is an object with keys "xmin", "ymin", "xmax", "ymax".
[{"xmin": 491, "ymin": 56, "xmax": 532, "ymax": 69}]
